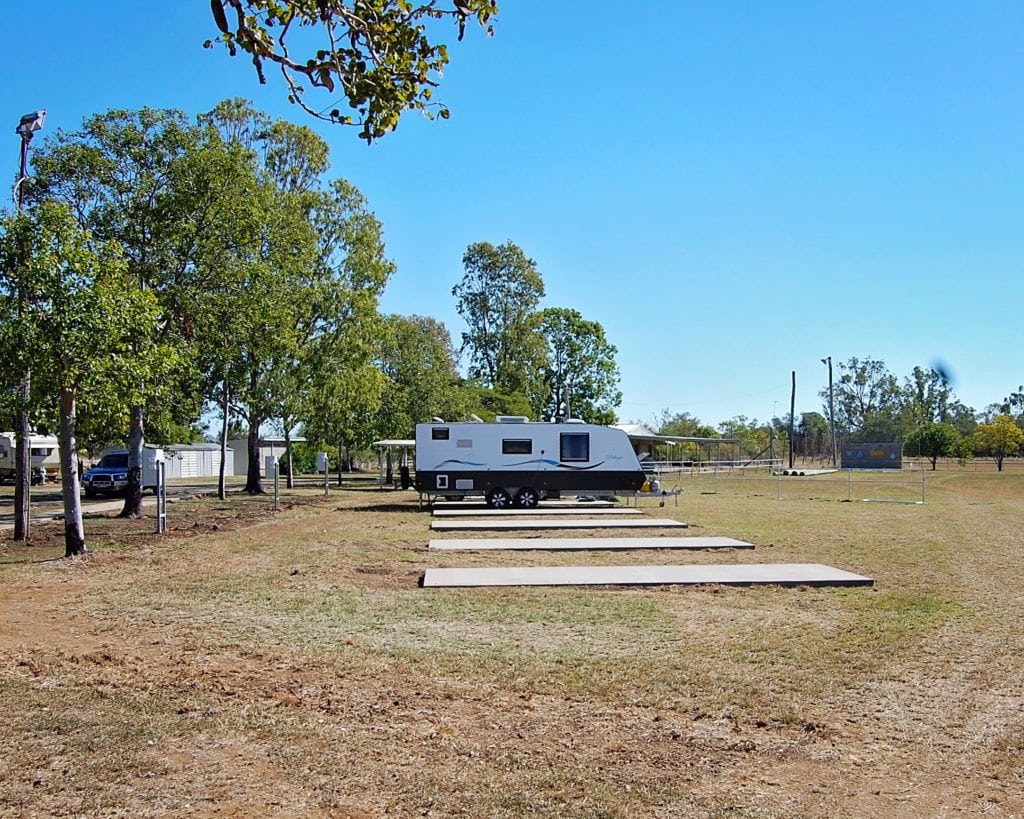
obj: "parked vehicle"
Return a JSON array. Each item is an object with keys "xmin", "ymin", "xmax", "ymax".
[
  {"xmin": 414, "ymin": 416, "xmax": 645, "ymax": 508},
  {"xmin": 83, "ymin": 451, "xmax": 130, "ymax": 497},
  {"xmin": 0, "ymin": 432, "xmax": 59, "ymax": 484},
  {"xmin": 83, "ymin": 449, "xmax": 159, "ymax": 497}
]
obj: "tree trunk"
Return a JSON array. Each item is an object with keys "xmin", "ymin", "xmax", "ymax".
[
  {"xmin": 59, "ymin": 388, "xmax": 86, "ymax": 557},
  {"xmin": 244, "ymin": 419, "xmax": 264, "ymax": 494},
  {"xmin": 13, "ymin": 392, "xmax": 30, "ymax": 541},
  {"xmin": 997, "ymin": 454, "xmax": 1004, "ymax": 472},
  {"xmin": 218, "ymin": 380, "xmax": 230, "ymax": 501},
  {"xmin": 284, "ymin": 425, "xmax": 294, "ymax": 490},
  {"xmin": 120, "ymin": 404, "xmax": 144, "ymax": 518},
  {"xmin": 336, "ymin": 441, "xmax": 344, "ymax": 487}
]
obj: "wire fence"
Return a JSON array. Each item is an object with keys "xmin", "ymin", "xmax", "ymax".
[{"xmin": 640, "ymin": 463, "xmax": 928, "ymax": 504}]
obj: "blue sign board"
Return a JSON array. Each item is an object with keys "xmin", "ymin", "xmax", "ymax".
[{"xmin": 841, "ymin": 442, "xmax": 902, "ymax": 469}]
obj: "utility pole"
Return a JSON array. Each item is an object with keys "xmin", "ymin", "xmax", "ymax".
[
  {"xmin": 12, "ymin": 110, "xmax": 45, "ymax": 541},
  {"xmin": 788, "ymin": 371, "xmax": 796, "ymax": 469},
  {"xmin": 821, "ymin": 356, "xmax": 838, "ymax": 466}
]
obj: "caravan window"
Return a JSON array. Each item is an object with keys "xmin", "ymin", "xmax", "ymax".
[
  {"xmin": 560, "ymin": 433, "xmax": 590, "ymax": 462},
  {"xmin": 502, "ymin": 439, "xmax": 532, "ymax": 455},
  {"xmin": 431, "ymin": 427, "xmax": 449, "ymax": 440}
]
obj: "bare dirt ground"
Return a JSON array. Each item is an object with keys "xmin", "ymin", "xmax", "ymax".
[{"xmin": 1, "ymin": 475, "xmax": 1023, "ymax": 818}]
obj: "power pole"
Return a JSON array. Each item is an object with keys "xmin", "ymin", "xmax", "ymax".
[
  {"xmin": 821, "ymin": 356, "xmax": 838, "ymax": 466},
  {"xmin": 788, "ymin": 371, "xmax": 796, "ymax": 469}
]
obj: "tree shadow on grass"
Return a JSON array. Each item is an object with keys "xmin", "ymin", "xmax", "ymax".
[{"xmin": 345, "ymin": 502, "xmax": 422, "ymax": 513}]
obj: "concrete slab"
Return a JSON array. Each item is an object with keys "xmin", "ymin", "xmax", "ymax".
[
  {"xmin": 430, "ymin": 518, "xmax": 688, "ymax": 531},
  {"xmin": 428, "ymin": 536, "xmax": 752, "ymax": 551},
  {"xmin": 432, "ymin": 507, "xmax": 643, "ymax": 518},
  {"xmin": 421, "ymin": 563, "xmax": 874, "ymax": 588}
]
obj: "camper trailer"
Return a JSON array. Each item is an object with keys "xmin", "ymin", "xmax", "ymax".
[
  {"xmin": 414, "ymin": 417, "xmax": 645, "ymax": 508},
  {"xmin": 0, "ymin": 432, "xmax": 59, "ymax": 484}
]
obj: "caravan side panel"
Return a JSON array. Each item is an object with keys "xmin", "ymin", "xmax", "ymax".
[{"xmin": 413, "ymin": 422, "xmax": 644, "ymax": 496}]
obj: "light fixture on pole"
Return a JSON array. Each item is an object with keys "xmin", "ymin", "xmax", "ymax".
[
  {"xmin": 14, "ymin": 110, "xmax": 45, "ymax": 208},
  {"xmin": 821, "ymin": 356, "xmax": 838, "ymax": 467},
  {"xmin": 11, "ymin": 109, "xmax": 45, "ymax": 541}
]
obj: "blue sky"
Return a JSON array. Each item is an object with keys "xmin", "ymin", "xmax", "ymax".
[{"xmin": 4, "ymin": 2, "xmax": 1023, "ymax": 427}]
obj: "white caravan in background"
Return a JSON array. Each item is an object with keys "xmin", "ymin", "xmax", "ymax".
[
  {"xmin": 0, "ymin": 432, "xmax": 59, "ymax": 484},
  {"xmin": 414, "ymin": 416, "xmax": 644, "ymax": 508}
]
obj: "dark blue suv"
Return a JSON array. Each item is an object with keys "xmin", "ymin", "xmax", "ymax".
[{"xmin": 83, "ymin": 451, "xmax": 130, "ymax": 497}]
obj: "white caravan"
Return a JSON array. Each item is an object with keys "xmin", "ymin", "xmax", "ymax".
[
  {"xmin": 414, "ymin": 416, "xmax": 645, "ymax": 508},
  {"xmin": 0, "ymin": 432, "xmax": 60, "ymax": 484}
]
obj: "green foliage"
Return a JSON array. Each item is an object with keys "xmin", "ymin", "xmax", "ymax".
[
  {"xmin": 304, "ymin": 363, "xmax": 388, "ymax": 453},
  {"xmin": 718, "ymin": 416, "xmax": 771, "ymax": 459},
  {"xmin": 973, "ymin": 415, "xmax": 1024, "ymax": 471},
  {"xmin": 829, "ymin": 356, "xmax": 901, "ymax": 436},
  {"xmin": 205, "ymin": 0, "xmax": 499, "ymax": 140},
  {"xmin": 904, "ymin": 422, "xmax": 969, "ymax": 470},
  {"xmin": 453, "ymin": 241, "xmax": 546, "ymax": 399},
  {"xmin": 374, "ymin": 314, "xmax": 471, "ymax": 437},
  {"xmin": 656, "ymin": 411, "xmax": 718, "ymax": 439},
  {"xmin": 1000, "ymin": 385, "xmax": 1024, "ymax": 426},
  {"xmin": 452, "ymin": 243, "xmax": 624, "ymax": 424},
  {"xmin": 0, "ymin": 203, "xmax": 167, "ymax": 554},
  {"xmin": 29, "ymin": 107, "xmax": 229, "ymax": 446},
  {"xmin": 536, "ymin": 307, "xmax": 622, "ymax": 423},
  {"xmin": 901, "ymin": 366, "xmax": 952, "ymax": 428},
  {"xmin": 195, "ymin": 101, "xmax": 394, "ymax": 489},
  {"xmin": 462, "ymin": 382, "xmax": 534, "ymax": 421},
  {"xmin": 0, "ymin": 205, "xmax": 169, "ymax": 427}
]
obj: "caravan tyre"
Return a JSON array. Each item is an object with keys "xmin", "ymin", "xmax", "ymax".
[
  {"xmin": 485, "ymin": 488, "xmax": 512, "ymax": 509},
  {"xmin": 514, "ymin": 487, "xmax": 540, "ymax": 509}
]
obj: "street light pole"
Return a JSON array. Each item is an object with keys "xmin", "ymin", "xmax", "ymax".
[
  {"xmin": 12, "ymin": 110, "xmax": 45, "ymax": 541},
  {"xmin": 821, "ymin": 356, "xmax": 838, "ymax": 467}
]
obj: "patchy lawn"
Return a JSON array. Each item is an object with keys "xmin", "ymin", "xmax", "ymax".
[{"xmin": 1, "ymin": 474, "xmax": 1023, "ymax": 817}]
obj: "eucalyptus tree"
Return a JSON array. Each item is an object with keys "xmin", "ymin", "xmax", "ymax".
[
  {"xmin": 1000, "ymin": 386, "xmax": 1024, "ymax": 427},
  {"xmin": 828, "ymin": 356, "xmax": 901, "ymax": 438},
  {"xmin": 901, "ymin": 366, "xmax": 952, "ymax": 428},
  {"xmin": 29, "ymin": 107, "xmax": 240, "ymax": 516},
  {"xmin": 201, "ymin": 102, "xmax": 395, "ymax": 492},
  {"xmin": 206, "ymin": 0, "xmax": 499, "ymax": 137},
  {"xmin": 0, "ymin": 204, "xmax": 163, "ymax": 555},
  {"xmin": 374, "ymin": 314, "xmax": 470, "ymax": 437},
  {"xmin": 536, "ymin": 307, "xmax": 621, "ymax": 424},
  {"xmin": 453, "ymin": 241, "xmax": 547, "ymax": 407},
  {"xmin": 304, "ymin": 362, "xmax": 389, "ymax": 480}
]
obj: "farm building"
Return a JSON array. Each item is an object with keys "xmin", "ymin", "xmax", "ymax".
[{"xmin": 94, "ymin": 444, "xmax": 233, "ymax": 480}]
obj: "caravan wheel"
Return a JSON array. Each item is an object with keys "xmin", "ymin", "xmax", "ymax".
[
  {"xmin": 485, "ymin": 488, "xmax": 512, "ymax": 509},
  {"xmin": 514, "ymin": 487, "xmax": 540, "ymax": 509}
]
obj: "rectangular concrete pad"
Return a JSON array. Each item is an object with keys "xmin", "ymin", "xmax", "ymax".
[
  {"xmin": 428, "ymin": 536, "xmax": 753, "ymax": 551},
  {"xmin": 430, "ymin": 518, "xmax": 688, "ymax": 531},
  {"xmin": 421, "ymin": 563, "xmax": 874, "ymax": 588},
  {"xmin": 432, "ymin": 507, "xmax": 643, "ymax": 518}
]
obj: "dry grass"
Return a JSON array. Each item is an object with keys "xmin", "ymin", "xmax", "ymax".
[{"xmin": 1, "ymin": 474, "xmax": 1023, "ymax": 817}]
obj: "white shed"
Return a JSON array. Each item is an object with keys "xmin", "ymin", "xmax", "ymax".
[{"xmin": 228, "ymin": 437, "xmax": 305, "ymax": 477}]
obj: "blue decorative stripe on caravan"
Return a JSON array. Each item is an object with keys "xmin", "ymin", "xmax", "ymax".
[{"xmin": 432, "ymin": 458, "xmax": 607, "ymax": 471}]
